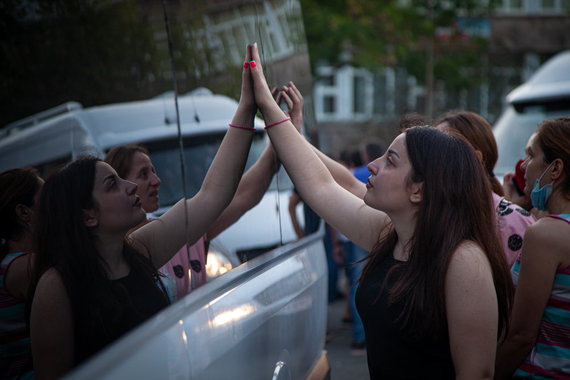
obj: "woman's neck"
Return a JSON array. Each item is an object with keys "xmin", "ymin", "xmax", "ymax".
[
  {"xmin": 390, "ymin": 213, "xmax": 416, "ymax": 262},
  {"xmin": 547, "ymin": 190, "xmax": 570, "ymax": 215},
  {"xmin": 7, "ymin": 232, "xmax": 33, "ymax": 254},
  {"xmin": 95, "ymin": 233, "xmax": 130, "ymax": 279}
]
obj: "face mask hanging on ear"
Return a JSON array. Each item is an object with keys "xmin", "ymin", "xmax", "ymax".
[{"xmin": 530, "ymin": 162, "xmax": 554, "ymax": 211}]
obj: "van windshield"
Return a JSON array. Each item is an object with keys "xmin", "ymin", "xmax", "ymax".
[{"xmin": 146, "ymin": 132, "xmax": 293, "ymax": 208}]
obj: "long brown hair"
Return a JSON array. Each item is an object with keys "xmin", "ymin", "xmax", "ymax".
[
  {"xmin": 0, "ymin": 168, "xmax": 42, "ymax": 260},
  {"xmin": 436, "ymin": 111, "xmax": 504, "ymax": 196},
  {"xmin": 361, "ymin": 126, "xmax": 513, "ymax": 341},
  {"xmin": 28, "ymin": 157, "xmax": 163, "ymax": 347},
  {"xmin": 536, "ymin": 117, "xmax": 570, "ymax": 199}
]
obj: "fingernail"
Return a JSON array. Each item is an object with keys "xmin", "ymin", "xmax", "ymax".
[
  {"xmin": 254, "ymin": 42, "xmax": 257, "ymax": 48},
  {"xmin": 250, "ymin": 60, "xmax": 256, "ymax": 68},
  {"xmin": 244, "ymin": 61, "xmax": 249, "ymax": 69}
]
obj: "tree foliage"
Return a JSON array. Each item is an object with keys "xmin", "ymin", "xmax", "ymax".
[{"xmin": 300, "ymin": 0, "xmax": 491, "ymax": 89}]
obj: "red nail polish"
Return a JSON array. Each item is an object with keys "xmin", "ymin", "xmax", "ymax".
[
  {"xmin": 250, "ymin": 61, "xmax": 256, "ymax": 68},
  {"xmin": 243, "ymin": 62, "xmax": 249, "ymax": 69}
]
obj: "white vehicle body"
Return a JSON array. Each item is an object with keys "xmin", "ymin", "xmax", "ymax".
[{"xmin": 494, "ymin": 50, "xmax": 570, "ymax": 181}]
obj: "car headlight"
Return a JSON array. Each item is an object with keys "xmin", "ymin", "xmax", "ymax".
[{"xmin": 205, "ymin": 249, "xmax": 233, "ymax": 279}]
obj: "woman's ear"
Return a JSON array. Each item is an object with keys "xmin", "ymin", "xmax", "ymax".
[
  {"xmin": 15, "ymin": 204, "xmax": 32, "ymax": 224},
  {"xmin": 409, "ymin": 182, "xmax": 424, "ymax": 204},
  {"xmin": 83, "ymin": 209, "xmax": 98, "ymax": 228},
  {"xmin": 551, "ymin": 158, "xmax": 564, "ymax": 180}
]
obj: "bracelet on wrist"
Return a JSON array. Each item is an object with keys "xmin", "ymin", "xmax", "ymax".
[
  {"xmin": 229, "ymin": 123, "xmax": 255, "ymax": 131},
  {"xmin": 264, "ymin": 117, "xmax": 291, "ymax": 130}
]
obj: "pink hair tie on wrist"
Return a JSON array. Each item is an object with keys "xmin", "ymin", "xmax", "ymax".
[
  {"xmin": 229, "ymin": 123, "xmax": 255, "ymax": 131},
  {"xmin": 264, "ymin": 117, "xmax": 291, "ymax": 130}
]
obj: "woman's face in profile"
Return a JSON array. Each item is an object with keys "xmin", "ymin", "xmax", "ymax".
[
  {"xmin": 124, "ymin": 152, "xmax": 162, "ymax": 213},
  {"xmin": 90, "ymin": 162, "xmax": 146, "ymax": 233}
]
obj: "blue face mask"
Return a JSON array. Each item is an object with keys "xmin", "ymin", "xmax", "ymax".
[{"xmin": 530, "ymin": 163, "xmax": 554, "ymax": 211}]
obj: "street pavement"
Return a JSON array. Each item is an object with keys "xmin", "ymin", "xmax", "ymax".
[{"xmin": 324, "ymin": 281, "xmax": 370, "ymax": 379}]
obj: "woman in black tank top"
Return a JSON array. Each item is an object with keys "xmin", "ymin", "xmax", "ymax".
[
  {"xmin": 248, "ymin": 42, "xmax": 513, "ymax": 379},
  {"xmin": 28, "ymin": 45, "xmax": 259, "ymax": 378}
]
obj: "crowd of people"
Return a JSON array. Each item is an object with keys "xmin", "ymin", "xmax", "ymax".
[{"xmin": 1, "ymin": 43, "xmax": 569, "ymax": 379}]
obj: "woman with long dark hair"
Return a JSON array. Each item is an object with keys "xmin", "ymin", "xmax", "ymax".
[
  {"xmin": 248, "ymin": 43, "xmax": 513, "ymax": 379},
  {"xmin": 435, "ymin": 111, "xmax": 535, "ymax": 269},
  {"xmin": 29, "ymin": 45, "xmax": 258, "ymax": 378},
  {"xmin": 0, "ymin": 168, "xmax": 43, "ymax": 379},
  {"xmin": 496, "ymin": 117, "xmax": 570, "ymax": 379},
  {"xmin": 104, "ymin": 138, "xmax": 279, "ymax": 302}
]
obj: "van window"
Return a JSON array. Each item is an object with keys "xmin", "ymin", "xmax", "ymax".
[{"xmin": 146, "ymin": 132, "xmax": 293, "ymax": 208}]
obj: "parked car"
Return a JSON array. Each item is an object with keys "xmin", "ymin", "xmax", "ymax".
[{"xmin": 493, "ymin": 50, "xmax": 570, "ymax": 181}]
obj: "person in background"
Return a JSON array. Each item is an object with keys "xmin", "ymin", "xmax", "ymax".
[
  {"xmin": 502, "ymin": 132, "xmax": 550, "ymax": 221},
  {"xmin": 249, "ymin": 43, "xmax": 512, "ymax": 379},
  {"xmin": 28, "ymin": 44, "xmax": 257, "ymax": 378},
  {"xmin": 434, "ymin": 111, "xmax": 535, "ymax": 269},
  {"xmin": 0, "ymin": 168, "xmax": 43, "ymax": 380},
  {"xmin": 276, "ymin": 84, "xmax": 342, "ymax": 303},
  {"xmin": 496, "ymin": 117, "xmax": 570, "ymax": 379},
  {"xmin": 345, "ymin": 142, "xmax": 385, "ymax": 349},
  {"xmin": 352, "ymin": 142, "xmax": 385, "ymax": 183},
  {"xmin": 105, "ymin": 130, "xmax": 280, "ymax": 302}
]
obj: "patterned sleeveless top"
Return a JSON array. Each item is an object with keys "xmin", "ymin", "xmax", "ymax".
[
  {"xmin": 0, "ymin": 251, "xmax": 34, "ymax": 379},
  {"xmin": 511, "ymin": 214, "xmax": 570, "ymax": 379}
]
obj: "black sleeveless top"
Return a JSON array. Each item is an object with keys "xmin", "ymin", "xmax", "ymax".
[
  {"xmin": 75, "ymin": 265, "xmax": 169, "ymax": 365},
  {"xmin": 355, "ymin": 254, "xmax": 455, "ymax": 380}
]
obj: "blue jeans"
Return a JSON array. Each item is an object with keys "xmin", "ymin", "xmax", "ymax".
[{"xmin": 343, "ymin": 241, "xmax": 367, "ymax": 343}]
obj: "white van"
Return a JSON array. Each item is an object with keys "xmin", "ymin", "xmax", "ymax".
[
  {"xmin": 0, "ymin": 88, "xmax": 299, "ymax": 275},
  {"xmin": 493, "ymin": 50, "xmax": 570, "ymax": 180}
]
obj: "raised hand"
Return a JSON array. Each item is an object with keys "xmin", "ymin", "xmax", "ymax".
[
  {"xmin": 276, "ymin": 81, "xmax": 303, "ymax": 133},
  {"xmin": 248, "ymin": 43, "xmax": 281, "ymax": 115},
  {"xmin": 238, "ymin": 44, "xmax": 256, "ymax": 114}
]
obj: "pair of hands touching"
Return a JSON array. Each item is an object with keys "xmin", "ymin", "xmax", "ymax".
[{"xmin": 238, "ymin": 43, "xmax": 303, "ymax": 134}]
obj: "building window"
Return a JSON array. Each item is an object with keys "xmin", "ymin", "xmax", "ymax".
[
  {"xmin": 323, "ymin": 96, "xmax": 336, "ymax": 113},
  {"xmin": 509, "ymin": 0, "xmax": 523, "ymax": 10},
  {"xmin": 353, "ymin": 75, "xmax": 366, "ymax": 114},
  {"xmin": 321, "ymin": 75, "xmax": 335, "ymax": 86},
  {"xmin": 541, "ymin": 0, "xmax": 555, "ymax": 9}
]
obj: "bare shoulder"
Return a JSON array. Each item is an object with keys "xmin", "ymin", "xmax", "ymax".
[
  {"xmin": 526, "ymin": 215, "xmax": 569, "ymax": 238},
  {"xmin": 450, "ymin": 240, "xmax": 490, "ymax": 266},
  {"xmin": 34, "ymin": 268, "xmax": 69, "ymax": 305},
  {"xmin": 447, "ymin": 241, "xmax": 492, "ymax": 281},
  {"xmin": 524, "ymin": 216, "xmax": 570, "ymax": 260}
]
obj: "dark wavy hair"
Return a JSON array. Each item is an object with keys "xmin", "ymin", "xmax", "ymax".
[
  {"xmin": 536, "ymin": 117, "xmax": 570, "ymax": 200},
  {"xmin": 361, "ymin": 126, "xmax": 513, "ymax": 342},
  {"xmin": 436, "ymin": 111, "xmax": 504, "ymax": 196},
  {"xmin": 28, "ymin": 157, "xmax": 160, "ymax": 349},
  {"xmin": 0, "ymin": 168, "xmax": 42, "ymax": 260}
]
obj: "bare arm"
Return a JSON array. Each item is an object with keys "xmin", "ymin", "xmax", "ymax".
[
  {"xmin": 31, "ymin": 268, "xmax": 74, "ymax": 379},
  {"xmin": 288, "ymin": 191, "xmax": 305, "ymax": 239},
  {"xmin": 278, "ymin": 82, "xmax": 366, "ymax": 199},
  {"xmin": 4, "ymin": 252, "xmax": 32, "ymax": 300},
  {"xmin": 446, "ymin": 241, "xmax": 497, "ymax": 380},
  {"xmin": 249, "ymin": 44, "xmax": 388, "ymax": 251},
  {"xmin": 207, "ymin": 143, "xmax": 280, "ymax": 240},
  {"xmin": 131, "ymin": 45, "xmax": 256, "ymax": 268},
  {"xmin": 495, "ymin": 219, "xmax": 566, "ymax": 379}
]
